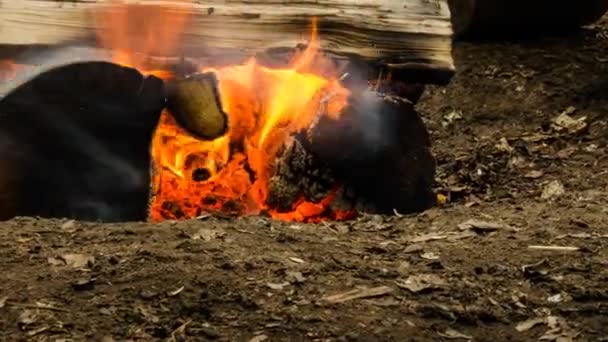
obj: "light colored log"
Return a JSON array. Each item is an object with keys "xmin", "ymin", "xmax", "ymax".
[{"xmin": 0, "ymin": 0, "xmax": 455, "ymax": 84}]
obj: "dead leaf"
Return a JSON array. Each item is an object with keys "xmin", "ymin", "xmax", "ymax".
[
  {"xmin": 396, "ymin": 274, "xmax": 446, "ymax": 293},
  {"xmin": 541, "ymin": 180, "xmax": 565, "ymax": 201},
  {"xmin": 438, "ymin": 328, "xmax": 473, "ymax": 340},
  {"xmin": 323, "ymin": 286, "xmax": 394, "ymax": 304},
  {"xmin": 458, "ymin": 219, "xmax": 513, "ymax": 232},
  {"xmin": 191, "ymin": 228, "xmax": 225, "ymax": 241},
  {"xmin": 516, "ymin": 317, "xmax": 545, "ymax": 332},
  {"xmin": 524, "ymin": 170, "xmax": 544, "ymax": 179},
  {"xmin": 61, "ymin": 254, "xmax": 95, "ymax": 269},
  {"xmin": 47, "ymin": 257, "xmax": 65, "ymax": 266},
  {"xmin": 552, "ymin": 107, "xmax": 587, "ymax": 134},
  {"xmin": 495, "ymin": 137, "xmax": 514, "ymax": 153}
]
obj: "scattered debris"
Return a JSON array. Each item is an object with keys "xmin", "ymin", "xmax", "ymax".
[
  {"xmin": 516, "ymin": 317, "xmax": 545, "ymax": 332},
  {"xmin": 410, "ymin": 233, "xmax": 448, "ymax": 243},
  {"xmin": 72, "ymin": 277, "xmax": 96, "ymax": 291},
  {"xmin": 420, "ymin": 252, "xmax": 440, "ymax": 260},
  {"xmin": 169, "ymin": 319, "xmax": 192, "ymax": 342},
  {"xmin": 53, "ymin": 253, "xmax": 95, "ymax": 269},
  {"xmin": 458, "ymin": 219, "xmax": 514, "ymax": 232},
  {"xmin": 528, "ymin": 246, "xmax": 580, "ymax": 252},
  {"xmin": 288, "ymin": 257, "xmax": 305, "ymax": 264},
  {"xmin": 552, "ymin": 107, "xmax": 587, "ymax": 134},
  {"xmin": 60, "ymin": 220, "xmax": 78, "ymax": 233},
  {"xmin": 438, "ymin": 328, "xmax": 473, "ymax": 340},
  {"xmin": 191, "ymin": 227, "xmax": 226, "ymax": 241},
  {"xmin": 267, "ymin": 282, "xmax": 290, "ymax": 290},
  {"xmin": 396, "ymin": 274, "xmax": 446, "ymax": 293},
  {"xmin": 167, "ymin": 286, "xmax": 185, "ymax": 297},
  {"xmin": 286, "ymin": 271, "xmax": 306, "ymax": 284},
  {"xmin": 524, "ymin": 170, "xmax": 544, "ymax": 179},
  {"xmin": 547, "ymin": 294, "xmax": 563, "ymax": 303},
  {"xmin": 495, "ymin": 137, "xmax": 515, "ymax": 153},
  {"xmin": 404, "ymin": 244, "xmax": 424, "ymax": 253},
  {"xmin": 541, "ymin": 180, "xmax": 566, "ymax": 201},
  {"xmin": 249, "ymin": 334, "xmax": 269, "ymax": 342},
  {"xmin": 442, "ymin": 110, "xmax": 463, "ymax": 127},
  {"xmin": 323, "ymin": 286, "xmax": 394, "ymax": 304}
]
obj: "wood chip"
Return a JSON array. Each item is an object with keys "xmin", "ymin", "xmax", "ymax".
[
  {"xmin": 395, "ymin": 274, "xmax": 446, "ymax": 293},
  {"xmin": 0, "ymin": 296, "xmax": 7, "ymax": 308},
  {"xmin": 323, "ymin": 286, "xmax": 394, "ymax": 304},
  {"xmin": 167, "ymin": 286, "xmax": 185, "ymax": 297},
  {"xmin": 528, "ymin": 246, "xmax": 580, "ymax": 252},
  {"xmin": 524, "ymin": 170, "xmax": 544, "ymax": 179},
  {"xmin": 458, "ymin": 219, "xmax": 513, "ymax": 232},
  {"xmin": 420, "ymin": 252, "xmax": 440, "ymax": 260},
  {"xmin": 288, "ymin": 257, "xmax": 305, "ymax": 264},
  {"xmin": 266, "ymin": 282, "xmax": 290, "ymax": 290}
]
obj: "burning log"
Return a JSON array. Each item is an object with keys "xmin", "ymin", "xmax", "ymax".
[
  {"xmin": 0, "ymin": 61, "xmax": 165, "ymax": 221},
  {"xmin": 0, "ymin": 0, "xmax": 455, "ymax": 85},
  {"xmin": 264, "ymin": 91, "xmax": 435, "ymax": 219},
  {"xmin": 150, "ymin": 85, "xmax": 436, "ymax": 222}
]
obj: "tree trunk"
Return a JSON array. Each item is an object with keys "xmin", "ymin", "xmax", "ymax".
[{"xmin": 0, "ymin": 0, "xmax": 455, "ymax": 85}]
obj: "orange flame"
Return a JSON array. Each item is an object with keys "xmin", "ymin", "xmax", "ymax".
[
  {"xmin": 94, "ymin": 1, "xmax": 191, "ymax": 78},
  {"xmin": 94, "ymin": 3, "xmax": 354, "ymax": 222}
]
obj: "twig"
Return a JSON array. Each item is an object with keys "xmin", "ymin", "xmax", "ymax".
[
  {"xmin": 6, "ymin": 302, "xmax": 69, "ymax": 312},
  {"xmin": 169, "ymin": 319, "xmax": 192, "ymax": 342},
  {"xmin": 528, "ymin": 245, "xmax": 580, "ymax": 252}
]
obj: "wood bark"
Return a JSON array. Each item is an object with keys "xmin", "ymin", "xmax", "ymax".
[{"xmin": 0, "ymin": 0, "xmax": 455, "ymax": 85}]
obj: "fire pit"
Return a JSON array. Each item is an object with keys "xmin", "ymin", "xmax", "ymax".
[{"xmin": 0, "ymin": 1, "xmax": 455, "ymax": 223}]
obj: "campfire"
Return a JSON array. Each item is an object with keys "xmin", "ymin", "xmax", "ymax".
[{"xmin": 0, "ymin": 1, "xmax": 447, "ymax": 223}]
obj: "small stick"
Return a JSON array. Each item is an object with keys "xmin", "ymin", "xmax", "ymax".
[
  {"xmin": 528, "ymin": 245, "xmax": 580, "ymax": 252},
  {"xmin": 6, "ymin": 302, "xmax": 69, "ymax": 312}
]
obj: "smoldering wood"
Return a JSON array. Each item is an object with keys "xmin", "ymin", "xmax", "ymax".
[
  {"xmin": 0, "ymin": 0, "xmax": 455, "ymax": 85},
  {"xmin": 267, "ymin": 91, "xmax": 436, "ymax": 216},
  {"xmin": 0, "ymin": 61, "xmax": 165, "ymax": 221}
]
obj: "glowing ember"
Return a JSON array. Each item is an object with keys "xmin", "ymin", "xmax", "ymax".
[{"xmin": 95, "ymin": 3, "xmax": 352, "ymax": 222}]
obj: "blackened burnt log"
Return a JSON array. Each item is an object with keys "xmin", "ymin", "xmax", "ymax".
[
  {"xmin": 267, "ymin": 91, "xmax": 436, "ymax": 216},
  {"xmin": 0, "ymin": 61, "xmax": 165, "ymax": 221}
]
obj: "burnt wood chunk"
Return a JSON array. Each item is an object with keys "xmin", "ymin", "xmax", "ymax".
[
  {"xmin": 0, "ymin": 0, "xmax": 455, "ymax": 84},
  {"xmin": 166, "ymin": 73, "xmax": 228, "ymax": 140},
  {"xmin": 269, "ymin": 91, "xmax": 436, "ymax": 215},
  {"xmin": 0, "ymin": 61, "xmax": 165, "ymax": 221}
]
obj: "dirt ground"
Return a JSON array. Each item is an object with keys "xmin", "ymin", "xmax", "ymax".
[{"xmin": 2, "ymin": 16, "xmax": 608, "ymax": 342}]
